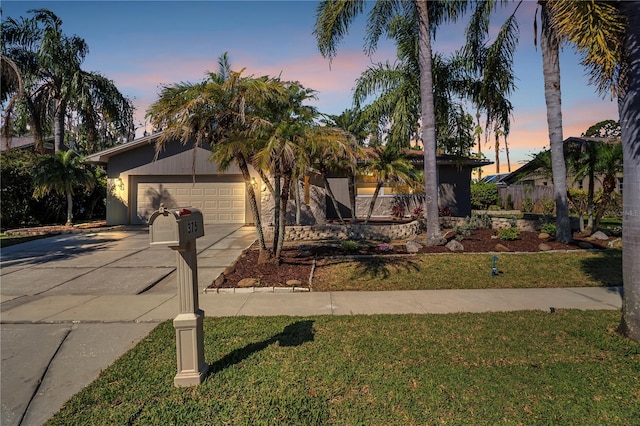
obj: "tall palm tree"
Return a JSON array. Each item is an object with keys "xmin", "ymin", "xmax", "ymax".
[
  {"xmin": 315, "ymin": 0, "xmax": 469, "ymax": 246},
  {"xmin": 1, "ymin": 55, "xmax": 24, "ymax": 147},
  {"xmin": 536, "ymin": 1, "xmax": 572, "ymax": 243},
  {"xmin": 32, "ymin": 150, "xmax": 95, "ymax": 225},
  {"xmin": 547, "ymin": 0, "xmax": 639, "ymax": 340},
  {"xmin": 2, "ymin": 9, "xmax": 133, "ymax": 153}
]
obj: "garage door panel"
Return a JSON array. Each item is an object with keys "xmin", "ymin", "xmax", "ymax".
[{"xmin": 136, "ymin": 181, "xmax": 245, "ymax": 224}]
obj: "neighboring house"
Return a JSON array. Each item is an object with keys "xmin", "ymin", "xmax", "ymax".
[
  {"xmin": 85, "ymin": 134, "xmax": 491, "ymax": 225},
  {"xmin": 501, "ymin": 136, "xmax": 623, "ymax": 194},
  {"xmin": 0, "ymin": 136, "xmax": 55, "ymax": 154}
]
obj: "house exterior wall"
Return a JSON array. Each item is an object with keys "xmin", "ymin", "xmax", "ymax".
[{"xmin": 104, "ymin": 141, "xmax": 259, "ymax": 225}]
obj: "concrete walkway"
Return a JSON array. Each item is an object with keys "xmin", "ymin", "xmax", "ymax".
[{"xmin": 0, "ymin": 226, "xmax": 622, "ymax": 426}]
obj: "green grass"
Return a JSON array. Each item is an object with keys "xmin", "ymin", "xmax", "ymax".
[
  {"xmin": 46, "ymin": 312, "xmax": 640, "ymax": 425},
  {"xmin": 313, "ymin": 251, "xmax": 622, "ymax": 291}
]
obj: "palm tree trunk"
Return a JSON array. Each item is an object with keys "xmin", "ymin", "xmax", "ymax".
[
  {"xmin": 505, "ymin": 134, "xmax": 512, "ymax": 172},
  {"xmin": 294, "ymin": 179, "xmax": 302, "ymax": 225},
  {"xmin": 365, "ymin": 183, "xmax": 383, "ymax": 225},
  {"xmin": 272, "ymin": 161, "xmax": 281, "ymax": 254},
  {"xmin": 65, "ymin": 191, "xmax": 73, "ymax": 226},
  {"xmin": 494, "ymin": 130, "xmax": 501, "ymax": 173},
  {"xmin": 587, "ymin": 151, "xmax": 596, "ymax": 231},
  {"xmin": 235, "ymin": 153, "xmax": 268, "ymax": 258},
  {"xmin": 275, "ymin": 171, "xmax": 292, "ymax": 262},
  {"xmin": 347, "ymin": 171, "xmax": 357, "ymax": 222},
  {"xmin": 540, "ymin": 11, "xmax": 572, "ymax": 243},
  {"xmin": 416, "ymin": 1, "xmax": 443, "ymax": 246},
  {"xmin": 592, "ymin": 174, "xmax": 616, "ymax": 232},
  {"xmin": 54, "ymin": 99, "xmax": 66, "ymax": 152},
  {"xmin": 619, "ymin": 1, "xmax": 640, "ymax": 341},
  {"xmin": 323, "ymin": 175, "xmax": 345, "ymax": 225}
]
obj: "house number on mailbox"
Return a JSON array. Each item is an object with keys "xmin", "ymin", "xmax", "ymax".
[{"xmin": 186, "ymin": 221, "xmax": 198, "ymax": 234}]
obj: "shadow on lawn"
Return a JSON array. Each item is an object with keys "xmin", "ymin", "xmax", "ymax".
[
  {"xmin": 579, "ymin": 249, "xmax": 623, "ymax": 287},
  {"xmin": 349, "ymin": 256, "xmax": 421, "ymax": 280},
  {"xmin": 208, "ymin": 320, "xmax": 315, "ymax": 376}
]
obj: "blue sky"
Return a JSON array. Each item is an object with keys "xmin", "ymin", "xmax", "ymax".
[{"xmin": 2, "ymin": 0, "xmax": 619, "ymax": 172}]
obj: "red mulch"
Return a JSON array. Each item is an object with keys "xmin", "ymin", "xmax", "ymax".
[{"xmin": 211, "ymin": 229, "xmax": 612, "ymax": 290}]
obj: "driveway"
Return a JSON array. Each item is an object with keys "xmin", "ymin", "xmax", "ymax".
[{"xmin": 0, "ymin": 224, "xmax": 256, "ymax": 426}]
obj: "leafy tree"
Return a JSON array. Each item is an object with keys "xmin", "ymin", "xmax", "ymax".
[
  {"xmin": 547, "ymin": 0, "xmax": 639, "ymax": 340},
  {"xmin": 582, "ymin": 119, "xmax": 621, "ymax": 138},
  {"xmin": 32, "ymin": 150, "xmax": 95, "ymax": 225},
  {"xmin": 2, "ymin": 9, "xmax": 134, "ymax": 153}
]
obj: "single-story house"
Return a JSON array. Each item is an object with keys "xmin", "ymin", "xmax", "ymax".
[
  {"xmin": 1, "ymin": 136, "xmax": 55, "ymax": 154},
  {"xmin": 501, "ymin": 136, "xmax": 623, "ymax": 194},
  {"xmin": 85, "ymin": 134, "xmax": 492, "ymax": 226}
]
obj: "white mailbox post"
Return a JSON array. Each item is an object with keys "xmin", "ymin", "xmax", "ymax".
[{"xmin": 149, "ymin": 205, "xmax": 208, "ymax": 387}]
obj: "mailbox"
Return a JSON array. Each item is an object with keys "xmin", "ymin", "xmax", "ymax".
[{"xmin": 149, "ymin": 206, "xmax": 204, "ymax": 247}]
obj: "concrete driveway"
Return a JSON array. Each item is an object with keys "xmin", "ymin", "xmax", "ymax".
[{"xmin": 0, "ymin": 224, "xmax": 255, "ymax": 426}]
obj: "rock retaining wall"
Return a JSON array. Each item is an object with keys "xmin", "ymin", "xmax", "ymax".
[{"xmin": 263, "ymin": 221, "xmax": 422, "ymax": 242}]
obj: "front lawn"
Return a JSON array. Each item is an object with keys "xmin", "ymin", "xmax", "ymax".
[
  {"xmin": 312, "ymin": 250, "xmax": 622, "ymax": 291},
  {"xmin": 47, "ymin": 311, "xmax": 639, "ymax": 425}
]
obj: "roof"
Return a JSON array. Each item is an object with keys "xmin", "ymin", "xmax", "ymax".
[
  {"xmin": 1, "ymin": 136, "xmax": 54, "ymax": 152},
  {"xmin": 500, "ymin": 136, "xmax": 620, "ymax": 185},
  {"xmin": 84, "ymin": 132, "xmax": 162, "ymax": 164}
]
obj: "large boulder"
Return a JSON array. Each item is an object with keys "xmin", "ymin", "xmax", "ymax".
[
  {"xmin": 445, "ymin": 239, "xmax": 464, "ymax": 252},
  {"xmin": 406, "ymin": 240, "xmax": 423, "ymax": 253}
]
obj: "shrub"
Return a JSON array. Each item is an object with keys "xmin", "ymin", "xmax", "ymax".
[
  {"xmin": 540, "ymin": 197, "xmax": 555, "ymax": 217},
  {"xmin": 498, "ymin": 227, "xmax": 520, "ymax": 240},
  {"xmin": 470, "ymin": 181, "xmax": 499, "ymax": 210},
  {"xmin": 541, "ymin": 223, "xmax": 556, "ymax": 236},
  {"xmin": 521, "ymin": 197, "xmax": 534, "ymax": 213},
  {"xmin": 378, "ymin": 242, "xmax": 394, "ymax": 252},
  {"xmin": 340, "ymin": 240, "xmax": 359, "ymax": 251},
  {"xmin": 468, "ymin": 213, "xmax": 493, "ymax": 230},
  {"xmin": 411, "ymin": 205, "xmax": 424, "ymax": 217}
]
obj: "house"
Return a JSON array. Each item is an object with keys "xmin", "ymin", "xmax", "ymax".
[
  {"xmin": 0, "ymin": 136, "xmax": 55, "ymax": 154},
  {"xmin": 85, "ymin": 134, "xmax": 492, "ymax": 226},
  {"xmin": 501, "ymin": 136, "xmax": 623, "ymax": 194}
]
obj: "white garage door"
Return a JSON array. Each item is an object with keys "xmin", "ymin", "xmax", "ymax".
[{"xmin": 136, "ymin": 182, "xmax": 245, "ymax": 224}]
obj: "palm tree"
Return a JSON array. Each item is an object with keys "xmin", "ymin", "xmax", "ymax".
[
  {"xmin": 315, "ymin": 1, "xmax": 470, "ymax": 246},
  {"xmin": 535, "ymin": 1, "xmax": 572, "ymax": 243},
  {"xmin": 322, "ymin": 109, "xmax": 368, "ymax": 221},
  {"xmin": 1, "ymin": 55, "xmax": 24, "ymax": 147},
  {"xmin": 2, "ymin": 9, "xmax": 133, "ymax": 153},
  {"xmin": 546, "ymin": 1, "xmax": 639, "ymax": 340},
  {"xmin": 147, "ymin": 56, "xmax": 284, "ymax": 263},
  {"xmin": 32, "ymin": 150, "xmax": 95, "ymax": 225},
  {"xmin": 361, "ymin": 145, "xmax": 417, "ymax": 224},
  {"xmin": 306, "ymin": 125, "xmax": 359, "ymax": 225}
]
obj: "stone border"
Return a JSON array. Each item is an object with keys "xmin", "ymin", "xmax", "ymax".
[{"xmin": 264, "ymin": 220, "xmax": 422, "ymax": 242}]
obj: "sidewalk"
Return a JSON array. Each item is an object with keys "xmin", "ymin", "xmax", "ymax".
[{"xmin": 0, "ymin": 226, "xmax": 623, "ymax": 426}]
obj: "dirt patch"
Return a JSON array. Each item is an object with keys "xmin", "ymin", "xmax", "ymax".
[{"xmin": 210, "ymin": 229, "xmax": 613, "ymax": 290}]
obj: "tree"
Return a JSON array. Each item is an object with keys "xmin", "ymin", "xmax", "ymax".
[
  {"xmin": 147, "ymin": 55, "xmax": 285, "ymax": 263},
  {"xmin": 533, "ymin": 1, "xmax": 572, "ymax": 243},
  {"xmin": 361, "ymin": 145, "xmax": 417, "ymax": 224},
  {"xmin": 547, "ymin": 0, "xmax": 639, "ymax": 340},
  {"xmin": 2, "ymin": 9, "xmax": 133, "ymax": 153},
  {"xmin": 315, "ymin": 0, "xmax": 470, "ymax": 246},
  {"xmin": 32, "ymin": 150, "xmax": 95, "ymax": 225}
]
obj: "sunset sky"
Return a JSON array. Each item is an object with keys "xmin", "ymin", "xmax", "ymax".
[{"xmin": 3, "ymin": 1, "xmax": 619, "ymax": 174}]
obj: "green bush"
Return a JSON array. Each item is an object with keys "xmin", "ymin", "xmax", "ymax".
[
  {"xmin": 470, "ymin": 181, "xmax": 499, "ymax": 210},
  {"xmin": 541, "ymin": 223, "xmax": 556, "ymax": 236},
  {"xmin": 521, "ymin": 197, "xmax": 534, "ymax": 213},
  {"xmin": 340, "ymin": 240, "xmax": 359, "ymax": 251},
  {"xmin": 498, "ymin": 227, "xmax": 520, "ymax": 240},
  {"xmin": 540, "ymin": 197, "xmax": 555, "ymax": 216}
]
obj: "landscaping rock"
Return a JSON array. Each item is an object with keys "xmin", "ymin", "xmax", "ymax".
[
  {"xmin": 445, "ymin": 239, "xmax": 464, "ymax": 252},
  {"xmin": 495, "ymin": 243, "xmax": 511, "ymax": 252},
  {"xmin": 442, "ymin": 230, "xmax": 457, "ymax": 241},
  {"xmin": 214, "ymin": 274, "xmax": 226, "ymax": 286},
  {"xmin": 578, "ymin": 241, "xmax": 594, "ymax": 249},
  {"xmin": 591, "ymin": 231, "xmax": 609, "ymax": 240},
  {"xmin": 538, "ymin": 243, "xmax": 553, "ymax": 251},
  {"xmin": 286, "ymin": 279, "xmax": 302, "ymax": 287},
  {"xmin": 538, "ymin": 232, "xmax": 550, "ymax": 240},
  {"xmin": 237, "ymin": 278, "xmax": 259, "ymax": 288},
  {"xmin": 406, "ymin": 240, "xmax": 423, "ymax": 253},
  {"xmin": 608, "ymin": 238, "xmax": 623, "ymax": 249}
]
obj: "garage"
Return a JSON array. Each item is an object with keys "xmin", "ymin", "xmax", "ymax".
[{"xmin": 135, "ymin": 181, "xmax": 245, "ymax": 224}]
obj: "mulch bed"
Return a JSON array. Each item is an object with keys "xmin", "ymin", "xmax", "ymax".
[{"xmin": 210, "ymin": 229, "xmax": 614, "ymax": 290}]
